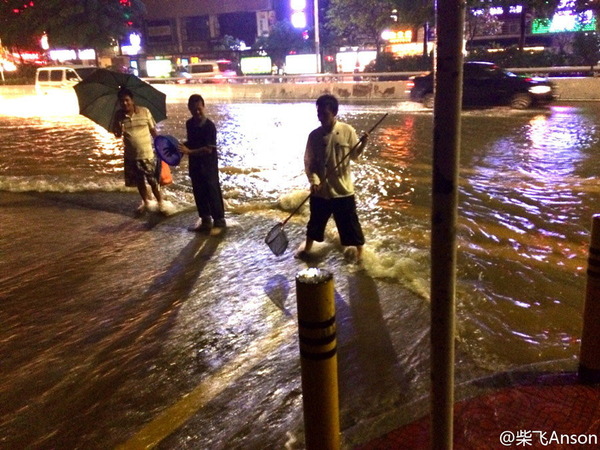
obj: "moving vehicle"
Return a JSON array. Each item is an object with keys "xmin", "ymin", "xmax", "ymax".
[
  {"xmin": 35, "ymin": 65, "xmax": 97, "ymax": 94},
  {"xmin": 409, "ymin": 61, "xmax": 557, "ymax": 109},
  {"xmin": 185, "ymin": 60, "xmax": 237, "ymax": 83}
]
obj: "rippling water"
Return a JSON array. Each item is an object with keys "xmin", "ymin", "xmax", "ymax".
[{"xmin": 1, "ymin": 89, "xmax": 599, "ymax": 447}]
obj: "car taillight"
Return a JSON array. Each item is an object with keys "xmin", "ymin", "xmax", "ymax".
[{"xmin": 406, "ymin": 80, "xmax": 414, "ymax": 89}]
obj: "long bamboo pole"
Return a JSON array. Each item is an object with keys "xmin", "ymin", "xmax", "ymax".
[{"xmin": 430, "ymin": 0, "xmax": 466, "ymax": 448}]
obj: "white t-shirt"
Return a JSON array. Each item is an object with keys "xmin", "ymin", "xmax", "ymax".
[{"xmin": 304, "ymin": 121, "xmax": 364, "ymax": 199}]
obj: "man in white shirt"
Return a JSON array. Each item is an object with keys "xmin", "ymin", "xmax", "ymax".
[
  {"xmin": 297, "ymin": 94, "xmax": 368, "ymax": 263},
  {"xmin": 113, "ymin": 88, "xmax": 170, "ymax": 214}
]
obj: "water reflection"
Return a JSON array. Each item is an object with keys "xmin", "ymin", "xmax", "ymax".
[
  {"xmin": 456, "ymin": 104, "xmax": 600, "ymax": 368},
  {"xmin": 2, "ymin": 96, "xmax": 600, "ymax": 372}
]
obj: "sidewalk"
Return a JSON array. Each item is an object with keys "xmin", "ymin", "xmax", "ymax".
[{"xmin": 357, "ymin": 373, "xmax": 600, "ymax": 449}]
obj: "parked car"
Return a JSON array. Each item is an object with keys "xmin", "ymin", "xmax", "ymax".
[
  {"xmin": 35, "ymin": 65, "xmax": 97, "ymax": 94},
  {"xmin": 169, "ymin": 66, "xmax": 192, "ymax": 84},
  {"xmin": 408, "ymin": 61, "xmax": 557, "ymax": 109},
  {"xmin": 185, "ymin": 60, "xmax": 237, "ymax": 83}
]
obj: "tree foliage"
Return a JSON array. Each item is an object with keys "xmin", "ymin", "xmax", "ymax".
[
  {"xmin": 0, "ymin": 0, "xmax": 42, "ymax": 51},
  {"xmin": 465, "ymin": 8, "xmax": 504, "ymax": 48},
  {"xmin": 326, "ymin": 0, "xmax": 396, "ymax": 48},
  {"xmin": 252, "ymin": 20, "xmax": 309, "ymax": 66},
  {"xmin": 44, "ymin": 0, "xmax": 146, "ymax": 50},
  {"xmin": 0, "ymin": 0, "xmax": 146, "ymax": 53},
  {"xmin": 572, "ymin": 31, "xmax": 600, "ymax": 68},
  {"xmin": 391, "ymin": 0, "xmax": 433, "ymax": 28}
]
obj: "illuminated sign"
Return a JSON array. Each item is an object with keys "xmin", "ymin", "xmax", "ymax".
[
  {"xmin": 386, "ymin": 42, "xmax": 434, "ymax": 57},
  {"xmin": 121, "ymin": 32, "xmax": 141, "ymax": 56},
  {"xmin": 240, "ymin": 56, "xmax": 272, "ymax": 74},
  {"xmin": 472, "ymin": 5, "xmax": 522, "ymax": 16},
  {"xmin": 290, "ymin": 0, "xmax": 307, "ymax": 29},
  {"xmin": 336, "ymin": 51, "xmax": 376, "ymax": 72},
  {"xmin": 291, "ymin": 12, "xmax": 306, "ymax": 28},
  {"xmin": 146, "ymin": 59, "xmax": 173, "ymax": 77},
  {"xmin": 48, "ymin": 49, "xmax": 96, "ymax": 62},
  {"xmin": 290, "ymin": 0, "xmax": 306, "ymax": 9},
  {"xmin": 532, "ymin": 11, "xmax": 596, "ymax": 34},
  {"xmin": 40, "ymin": 34, "xmax": 49, "ymax": 50},
  {"xmin": 285, "ymin": 54, "xmax": 318, "ymax": 73},
  {"xmin": 381, "ymin": 30, "xmax": 413, "ymax": 43}
]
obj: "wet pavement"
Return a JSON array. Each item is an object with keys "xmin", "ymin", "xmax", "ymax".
[{"xmin": 359, "ymin": 372, "xmax": 600, "ymax": 449}]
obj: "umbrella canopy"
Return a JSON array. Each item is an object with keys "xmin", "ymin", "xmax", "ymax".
[{"xmin": 73, "ymin": 69, "xmax": 167, "ymax": 132}]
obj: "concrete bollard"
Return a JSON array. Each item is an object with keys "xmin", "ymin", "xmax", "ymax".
[
  {"xmin": 579, "ymin": 214, "xmax": 600, "ymax": 383},
  {"xmin": 295, "ymin": 268, "xmax": 340, "ymax": 450}
]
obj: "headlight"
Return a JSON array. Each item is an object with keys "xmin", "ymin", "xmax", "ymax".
[{"xmin": 529, "ymin": 85, "xmax": 551, "ymax": 94}]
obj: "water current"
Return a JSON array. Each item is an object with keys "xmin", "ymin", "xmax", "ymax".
[{"xmin": 1, "ymin": 88, "xmax": 599, "ymax": 448}]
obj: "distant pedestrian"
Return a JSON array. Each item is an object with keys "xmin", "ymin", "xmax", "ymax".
[
  {"xmin": 297, "ymin": 94, "xmax": 368, "ymax": 263},
  {"xmin": 179, "ymin": 94, "xmax": 226, "ymax": 235},
  {"xmin": 113, "ymin": 88, "xmax": 172, "ymax": 214}
]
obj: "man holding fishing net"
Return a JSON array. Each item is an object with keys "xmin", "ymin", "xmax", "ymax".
[{"xmin": 296, "ymin": 94, "xmax": 369, "ymax": 263}]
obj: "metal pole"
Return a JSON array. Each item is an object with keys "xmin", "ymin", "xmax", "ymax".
[
  {"xmin": 314, "ymin": 0, "xmax": 321, "ymax": 73},
  {"xmin": 579, "ymin": 214, "xmax": 600, "ymax": 383},
  {"xmin": 296, "ymin": 268, "xmax": 339, "ymax": 450},
  {"xmin": 430, "ymin": 0, "xmax": 465, "ymax": 448}
]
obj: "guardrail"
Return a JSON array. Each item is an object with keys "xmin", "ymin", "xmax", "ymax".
[
  {"xmin": 142, "ymin": 66, "xmax": 599, "ymax": 85},
  {"xmin": 143, "ymin": 72, "xmax": 424, "ymax": 85}
]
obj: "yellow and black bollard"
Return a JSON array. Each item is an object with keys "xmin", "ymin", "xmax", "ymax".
[
  {"xmin": 295, "ymin": 268, "xmax": 340, "ymax": 450},
  {"xmin": 579, "ymin": 214, "xmax": 600, "ymax": 383}
]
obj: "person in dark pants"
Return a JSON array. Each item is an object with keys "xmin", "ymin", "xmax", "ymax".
[
  {"xmin": 297, "ymin": 94, "xmax": 368, "ymax": 263},
  {"xmin": 179, "ymin": 94, "xmax": 226, "ymax": 235}
]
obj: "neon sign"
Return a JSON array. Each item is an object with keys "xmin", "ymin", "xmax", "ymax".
[
  {"xmin": 532, "ymin": 11, "xmax": 596, "ymax": 34},
  {"xmin": 381, "ymin": 30, "xmax": 413, "ymax": 43}
]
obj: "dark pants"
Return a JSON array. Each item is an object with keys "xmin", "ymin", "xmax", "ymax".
[
  {"xmin": 190, "ymin": 170, "xmax": 225, "ymax": 227},
  {"xmin": 307, "ymin": 195, "xmax": 364, "ymax": 246}
]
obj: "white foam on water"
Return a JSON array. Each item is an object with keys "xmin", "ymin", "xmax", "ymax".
[
  {"xmin": 277, "ymin": 189, "xmax": 310, "ymax": 213},
  {"xmin": 0, "ymin": 176, "xmax": 130, "ymax": 193},
  {"xmin": 360, "ymin": 246, "xmax": 430, "ymax": 300},
  {"xmin": 311, "ymin": 225, "xmax": 431, "ymax": 300}
]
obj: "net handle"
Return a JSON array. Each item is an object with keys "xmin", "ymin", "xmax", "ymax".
[{"xmin": 280, "ymin": 113, "xmax": 388, "ymax": 228}]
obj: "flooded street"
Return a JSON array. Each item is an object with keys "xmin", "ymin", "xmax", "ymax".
[{"xmin": 1, "ymin": 90, "xmax": 599, "ymax": 448}]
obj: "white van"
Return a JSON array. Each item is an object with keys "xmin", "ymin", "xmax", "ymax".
[
  {"xmin": 35, "ymin": 66, "xmax": 97, "ymax": 94},
  {"xmin": 185, "ymin": 60, "xmax": 237, "ymax": 83}
]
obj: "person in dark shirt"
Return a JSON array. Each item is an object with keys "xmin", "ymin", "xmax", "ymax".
[{"xmin": 179, "ymin": 94, "xmax": 226, "ymax": 235}]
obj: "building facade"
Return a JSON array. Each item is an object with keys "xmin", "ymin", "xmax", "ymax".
[{"xmin": 141, "ymin": 0, "xmax": 276, "ymax": 58}]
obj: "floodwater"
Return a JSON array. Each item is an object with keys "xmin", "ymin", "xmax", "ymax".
[{"xmin": 1, "ymin": 88, "xmax": 599, "ymax": 448}]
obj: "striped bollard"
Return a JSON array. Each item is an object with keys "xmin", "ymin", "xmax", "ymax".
[
  {"xmin": 579, "ymin": 214, "xmax": 600, "ymax": 383},
  {"xmin": 296, "ymin": 268, "xmax": 340, "ymax": 450}
]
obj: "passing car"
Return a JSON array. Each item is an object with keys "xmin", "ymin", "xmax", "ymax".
[
  {"xmin": 35, "ymin": 65, "xmax": 97, "ymax": 94},
  {"xmin": 409, "ymin": 61, "xmax": 557, "ymax": 109},
  {"xmin": 185, "ymin": 60, "xmax": 237, "ymax": 83}
]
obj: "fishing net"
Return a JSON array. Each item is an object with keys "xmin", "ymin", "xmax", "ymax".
[
  {"xmin": 265, "ymin": 223, "xmax": 288, "ymax": 256},
  {"xmin": 263, "ymin": 113, "xmax": 388, "ymax": 257}
]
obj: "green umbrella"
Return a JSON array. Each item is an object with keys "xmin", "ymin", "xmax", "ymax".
[{"xmin": 73, "ymin": 69, "xmax": 167, "ymax": 132}]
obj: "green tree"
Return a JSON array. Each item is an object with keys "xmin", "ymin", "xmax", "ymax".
[
  {"xmin": 326, "ymin": 0, "xmax": 396, "ymax": 51},
  {"xmin": 0, "ymin": 0, "xmax": 44, "ymax": 53},
  {"xmin": 43, "ymin": 0, "xmax": 146, "ymax": 52},
  {"xmin": 572, "ymin": 31, "xmax": 600, "ymax": 70},
  {"xmin": 465, "ymin": 7, "xmax": 503, "ymax": 49},
  {"xmin": 217, "ymin": 35, "xmax": 246, "ymax": 52},
  {"xmin": 252, "ymin": 21, "xmax": 309, "ymax": 67},
  {"xmin": 390, "ymin": 0, "xmax": 434, "ymax": 57},
  {"xmin": 0, "ymin": 0, "xmax": 146, "ymax": 58}
]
